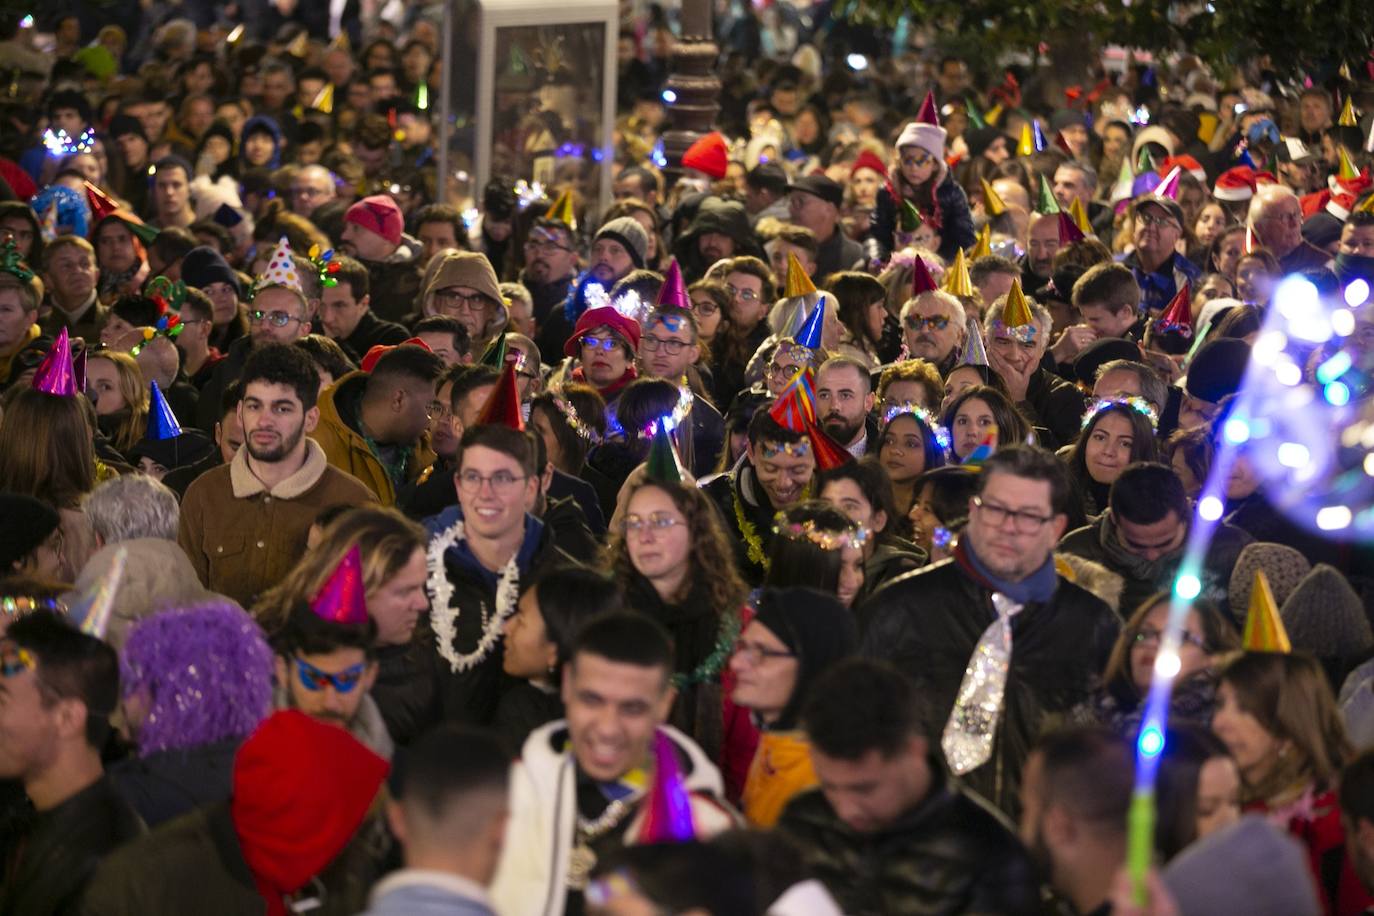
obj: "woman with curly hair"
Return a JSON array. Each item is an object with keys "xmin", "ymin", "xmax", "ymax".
[
  {"xmin": 604, "ymin": 476, "xmax": 749, "ymax": 766},
  {"xmin": 86, "ymin": 349, "xmax": 148, "ymax": 459}
]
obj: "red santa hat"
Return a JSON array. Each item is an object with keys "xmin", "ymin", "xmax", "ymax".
[
  {"xmin": 1213, "ymin": 167, "xmax": 1257, "ymax": 202},
  {"xmin": 1159, "ymin": 155, "xmax": 1206, "ymax": 183}
]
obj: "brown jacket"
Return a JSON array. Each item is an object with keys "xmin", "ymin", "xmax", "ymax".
[
  {"xmin": 178, "ymin": 439, "xmax": 375, "ymax": 607},
  {"xmin": 310, "ymin": 371, "xmax": 435, "ymax": 506}
]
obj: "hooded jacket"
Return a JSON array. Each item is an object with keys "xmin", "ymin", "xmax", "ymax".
[
  {"xmin": 700, "ymin": 461, "xmax": 783, "ymax": 587},
  {"xmin": 672, "ymin": 196, "xmax": 766, "ymax": 282},
  {"xmin": 489, "ymin": 720, "xmax": 737, "ymax": 916},
  {"xmin": 359, "ymin": 234, "xmax": 426, "ymax": 325},
  {"xmin": 310, "ymin": 371, "xmax": 437, "ymax": 506}
]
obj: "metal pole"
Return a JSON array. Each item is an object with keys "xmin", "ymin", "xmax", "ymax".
[
  {"xmin": 659, "ymin": 0, "xmax": 720, "ymax": 186},
  {"xmin": 437, "ymin": 0, "xmax": 455, "ymax": 204}
]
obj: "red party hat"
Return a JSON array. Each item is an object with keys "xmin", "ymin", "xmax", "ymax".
[
  {"xmin": 1154, "ymin": 282, "xmax": 1193, "ymax": 337},
  {"xmin": 32, "ymin": 327, "xmax": 77, "ymax": 396},
  {"xmin": 768, "ymin": 368, "xmax": 818, "ymax": 431},
  {"xmin": 84, "ymin": 180, "xmax": 119, "ymax": 222},
  {"xmin": 805, "ymin": 418, "xmax": 854, "ymax": 471},
  {"xmin": 916, "ymin": 91, "xmax": 940, "ymax": 127},
  {"xmin": 655, "ymin": 258, "xmax": 689, "ymax": 309},
  {"xmin": 475, "ymin": 363, "xmax": 524, "ymax": 430},
  {"xmin": 910, "ymin": 255, "xmax": 939, "ymax": 296},
  {"xmin": 310, "ymin": 545, "xmax": 369, "ymax": 626},
  {"xmin": 637, "ymin": 730, "xmax": 697, "ymax": 843},
  {"xmin": 1057, "ymin": 211, "xmax": 1086, "ymax": 245}
]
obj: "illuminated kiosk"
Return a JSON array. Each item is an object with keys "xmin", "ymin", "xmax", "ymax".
[{"xmin": 441, "ymin": 0, "xmax": 617, "ymax": 216}]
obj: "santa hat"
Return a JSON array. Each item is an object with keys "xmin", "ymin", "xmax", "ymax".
[
  {"xmin": 1213, "ymin": 166, "xmax": 1258, "ymax": 202},
  {"xmin": 850, "ymin": 149, "xmax": 889, "ymax": 180},
  {"xmin": 1159, "ymin": 155, "xmax": 1206, "ymax": 183},
  {"xmin": 682, "ymin": 132, "xmax": 728, "ymax": 180}
]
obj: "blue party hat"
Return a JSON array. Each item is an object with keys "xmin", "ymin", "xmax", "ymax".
[
  {"xmin": 146, "ymin": 381, "xmax": 183, "ymax": 440},
  {"xmin": 795, "ymin": 293, "xmax": 827, "ymax": 350}
]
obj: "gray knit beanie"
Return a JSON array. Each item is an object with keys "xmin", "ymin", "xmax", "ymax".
[{"xmin": 1229, "ymin": 541, "xmax": 1311, "ymax": 623}]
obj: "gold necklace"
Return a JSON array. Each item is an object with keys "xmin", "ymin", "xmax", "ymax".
[{"xmin": 568, "ymin": 791, "xmax": 642, "ymax": 890}]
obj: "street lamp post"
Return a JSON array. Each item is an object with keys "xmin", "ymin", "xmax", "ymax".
[{"xmin": 659, "ymin": 0, "xmax": 720, "ymax": 185}]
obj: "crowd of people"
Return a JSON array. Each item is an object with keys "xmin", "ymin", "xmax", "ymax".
[{"xmin": 4, "ymin": 2, "xmax": 1374, "ymax": 915}]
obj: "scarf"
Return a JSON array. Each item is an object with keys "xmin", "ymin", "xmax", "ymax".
[
  {"xmin": 954, "ymin": 537, "xmax": 1059, "ymax": 605},
  {"xmin": 1097, "ymin": 510, "xmax": 1181, "ymax": 584}
]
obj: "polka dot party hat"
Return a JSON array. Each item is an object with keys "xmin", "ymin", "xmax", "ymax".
[{"xmin": 253, "ymin": 236, "xmax": 304, "ymax": 299}]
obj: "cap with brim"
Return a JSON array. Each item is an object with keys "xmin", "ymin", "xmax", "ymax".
[
  {"xmin": 1133, "ymin": 196, "xmax": 1185, "ymax": 227},
  {"xmin": 787, "ymin": 176, "xmax": 843, "ymax": 208}
]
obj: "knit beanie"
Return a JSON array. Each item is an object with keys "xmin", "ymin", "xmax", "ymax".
[
  {"xmin": 182, "ymin": 245, "xmax": 242, "ymax": 297},
  {"xmin": 965, "ymin": 126, "xmax": 1004, "ymax": 159},
  {"xmin": 751, "ymin": 586, "xmax": 859, "ymax": 730},
  {"xmin": 0, "ymin": 494, "xmax": 61, "ymax": 571},
  {"xmin": 594, "ymin": 216, "xmax": 649, "ymax": 269},
  {"xmin": 1228, "ymin": 541, "xmax": 1310, "ymax": 622},
  {"xmin": 1164, "ymin": 816, "xmax": 1321, "ymax": 916},
  {"xmin": 681, "ymin": 131, "xmax": 729, "ymax": 180},
  {"xmin": 1281, "ymin": 564, "xmax": 1374, "ymax": 659},
  {"xmin": 895, "ymin": 120, "xmax": 947, "ymax": 161},
  {"xmin": 344, "ymin": 195, "xmax": 404, "ymax": 247}
]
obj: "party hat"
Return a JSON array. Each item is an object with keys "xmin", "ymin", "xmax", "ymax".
[
  {"xmin": 1017, "ymin": 123, "xmax": 1034, "ymax": 157},
  {"xmin": 84, "ymin": 181, "xmax": 119, "ymax": 222},
  {"xmin": 1035, "ymin": 174, "xmax": 1060, "ymax": 214},
  {"xmin": 330, "ymin": 30, "xmax": 350, "ymax": 51},
  {"xmin": 476, "ymin": 363, "xmax": 525, "ymax": 430},
  {"xmin": 286, "ymin": 29, "xmax": 309, "ymax": 57},
  {"xmin": 1068, "ymin": 196, "xmax": 1092, "ymax": 234},
  {"xmin": 898, "ymin": 199, "xmax": 923, "ymax": 232},
  {"xmin": 943, "ymin": 248, "xmax": 973, "ymax": 297},
  {"xmin": 1054, "ymin": 130, "xmax": 1074, "ymax": 156},
  {"xmin": 479, "ymin": 332, "xmax": 508, "ymax": 369},
  {"xmin": 311, "ymin": 545, "xmax": 370, "ymax": 627},
  {"xmin": 1154, "ymin": 166, "xmax": 1182, "ymax": 200},
  {"xmin": 110, "ymin": 211, "xmax": 160, "ymax": 245},
  {"xmin": 1242, "ymin": 570, "xmax": 1291, "ymax": 653},
  {"xmin": 1338, "ymin": 146, "xmax": 1360, "ymax": 182},
  {"xmin": 1340, "ymin": 96, "xmax": 1359, "ymax": 128},
  {"xmin": 254, "ymin": 237, "xmax": 304, "ymax": 298},
  {"xmin": 1154, "ymin": 283, "xmax": 1193, "ymax": 337},
  {"xmin": 1137, "ymin": 147, "xmax": 1157, "ymax": 174},
  {"xmin": 1366, "ymin": 118, "xmax": 1374, "ymax": 155},
  {"xmin": 1110, "ymin": 157, "xmax": 1135, "ymax": 204},
  {"xmin": 645, "ymin": 418, "xmax": 685, "ymax": 485},
  {"xmin": 1031, "ymin": 119, "xmax": 1048, "ymax": 153},
  {"xmin": 655, "ymin": 258, "xmax": 689, "ymax": 309},
  {"xmin": 637, "ymin": 729, "xmax": 697, "ymax": 843},
  {"xmin": 964, "ymin": 94, "xmax": 986, "ymax": 129},
  {"xmin": 226, "ymin": 24, "xmax": 245, "ymax": 44},
  {"xmin": 146, "ymin": 381, "xmax": 183, "ymax": 440},
  {"xmin": 805, "ymin": 418, "xmax": 854, "ymax": 471},
  {"xmin": 73, "ymin": 346, "xmax": 87, "ymax": 392},
  {"xmin": 311, "ymin": 83, "xmax": 334, "ymax": 114},
  {"xmin": 784, "ymin": 252, "xmax": 817, "ymax": 298},
  {"xmin": 981, "ymin": 178, "xmax": 1007, "ymax": 216},
  {"xmin": 968, "ymin": 224, "xmax": 992, "ymax": 260},
  {"xmin": 962, "ymin": 319, "xmax": 989, "ymax": 368},
  {"xmin": 1057, "ymin": 211, "xmax": 1085, "ymax": 245},
  {"xmin": 70, "ymin": 546, "xmax": 128, "ymax": 639},
  {"xmin": 794, "ymin": 294, "xmax": 826, "ymax": 350},
  {"xmin": 32, "ymin": 327, "xmax": 77, "ymax": 396},
  {"xmin": 963, "ymin": 426, "xmax": 998, "ymax": 466},
  {"xmin": 38, "ymin": 200, "xmax": 58, "ymax": 244},
  {"xmin": 910, "ymin": 255, "xmax": 939, "ymax": 296},
  {"xmin": 1244, "ymin": 223, "xmax": 1258, "ymax": 254},
  {"xmin": 0, "ymin": 239, "xmax": 33, "ymax": 283},
  {"xmin": 769, "ymin": 368, "xmax": 818, "ymax": 431},
  {"xmin": 984, "ymin": 102, "xmax": 1004, "ymax": 126},
  {"xmin": 1357, "ymin": 193, "xmax": 1374, "ymax": 214},
  {"xmin": 916, "ymin": 91, "xmax": 940, "ymax": 127},
  {"xmin": 544, "ymin": 189, "xmax": 576, "ymax": 232},
  {"xmin": 1001, "ymin": 278, "xmax": 1033, "ymax": 331}
]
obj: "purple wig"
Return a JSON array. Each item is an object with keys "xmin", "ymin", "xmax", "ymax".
[{"xmin": 119, "ymin": 601, "xmax": 275, "ymax": 755}]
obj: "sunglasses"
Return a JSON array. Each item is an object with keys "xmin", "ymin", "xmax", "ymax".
[
  {"xmin": 294, "ymin": 657, "xmax": 366, "ymax": 693},
  {"xmin": 904, "ymin": 314, "xmax": 950, "ymax": 331}
]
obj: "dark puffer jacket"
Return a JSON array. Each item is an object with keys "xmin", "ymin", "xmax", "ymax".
[
  {"xmin": 859, "ymin": 557, "xmax": 1119, "ymax": 817},
  {"xmin": 868, "ymin": 173, "xmax": 976, "ymax": 263},
  {"xmin": 777, "ymin": 767, "xmax": 1040, "ymax": 916}
]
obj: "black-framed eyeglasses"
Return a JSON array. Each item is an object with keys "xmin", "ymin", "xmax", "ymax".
[
  {"xmin": 432, "ymin": 288, "xmax": 490, "ymax": 314},
  {"xmin": 640, "ymin": 335, "xmax": 690, "ymax": 355},
  {"xmin": 972, "ymin": 496, "xmax": 1054, "ymax": 533},
  {"xmin": 1133, "ymin": 626, "xmax": 1208, "ymax": 651},
  {"xmin": 1137, "ymin": 212, "xmax": 1181, "ymax": 230},
  {"xmin": 691, "ymin": 299, "xmax": 720, "ymax": 316},
  {"xmin": 249, "ymin": 309, "xmax": 303, "ymax": 328},
  {"xmin": 524, "ymin": 237, "xmax": 573, "ymax": 254},
  {"xmin": 731, "ymin": 639, "xmax": 795, "ymax": 665}
]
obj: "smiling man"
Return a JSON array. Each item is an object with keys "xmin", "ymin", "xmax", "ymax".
[
  {"xmin": 179, "ymin": 344, "xmax": 377, "ymax": 607},
  {"xmin": 860, "ymin": 447, "xmax": 1118, "ymax": 816},
  {"xmin": 491, "ymin": 612, "xmax": 735, "ymax": 916}
]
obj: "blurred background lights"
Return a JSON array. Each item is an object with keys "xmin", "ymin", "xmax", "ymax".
[
  {"xmin": 1316, "ymin": 351, "xmax": 1352, "ymax": 384},
  {"xmin": 1345, "ymin": 279, "xmax": 1371, "ymax": 308},
  {"xmin": 1175, "ymin": 574, "xmax": 1201, "ymax": 600},
  {"xmin": 1277, "ymin": 442, "xmax": 1310, "ymax": 468},
  {"xmin": 1223, "ymin": 418, "xmax": 1250, "ymax": 444},
  {"xmin": 1324, "ymin": 381, "xmax": 1351, "ymax": 406},
  {"xmin": 1138, "ymin": 726, "xmax": 1165, "ymax": 758},
  {"xmin": 1198, "ymin": 495, "xmax": 1224, "ymax": 521},
  {"xmin": 1316, "ymin": 506, "xmax": 1352, "ymax": 530},
  {"xmin": 1154, "ymin": 651, "xmax": 1181, "ymax": 678},
  {"xmin": 1333, "ymin": 308, "xmax": 1357, "ymax": 337}
]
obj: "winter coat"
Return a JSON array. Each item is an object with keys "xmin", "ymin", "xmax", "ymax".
[
  {"xmin": 776, "ymin": 766, "xmax": 1040, "ymax": 916},
  {"xmin": 178, "ymin": 439, "xmax": 377, "ymax": 608},
  {"xmin": 358, "ymin": 235, "xmax": 425, "ymax": 325},
  {"xmin": 489, "ymin": 720, "xmax": 738, "ymax": 916},
  {"xmin": 196, "ymin": 335, "xmax": 253, "ymax": 432},
  {"xmin": 859, "ymin": 556, "xmax": 1118, "ymax": 817},
  {"xmin": 370, "ymin": 639, "xmax": 440, "ymax": 749},
  {"xmin": 700, "ymin": 462, "xmax": 782, "ymax": 586},
  {"xmin": 311, "ymin": 371, "xmax": 436, "ymax": 506},
  {"xmin": 0, "ymin": 776, "xmax": 145, "ymax": 916},
  {"xmin": 339, "ymin": 310, "xmax": 409, "ymax": 362},
  {"xmin": 109, "ymin": 738, "xmax": 241, "ymax": 828},
  {"xmin": 1018, "ymin": 367, "xmax": 1087, "ymax": 451},
  {"xmin": 869, "ymin": 173, "xmax": 976, "ymax": 263},
  {"xmin": 672, "ymin": 196, "xmax": 767, "ymax": 282},
  {"xmin": 742, "ymin": 730, "xmax": 816, "ymax": 828},
  {"xmin": 1059, "ymin": 511, "xmax": 1253, "ymax": 622}
]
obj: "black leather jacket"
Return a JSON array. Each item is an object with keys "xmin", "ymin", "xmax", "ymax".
[
  {"xmin": 777, "ymin": 768, "xmax": 1041, "ymax": 916},
  {"xmin": 859, "ymin": 557, "xmax": 1118, "ymax": 817}
]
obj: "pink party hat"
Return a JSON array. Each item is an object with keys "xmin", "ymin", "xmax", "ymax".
[
  {"xmin": 910, "ymin": 255, "xmax": 939, "ymax": 296},
  {"xmin": 72, "ymin": 345, "xmax": 87, "ymax": 392},
  {"xmin": 254, "ymin": 236, "xmax": 305, "ymax": 299},
  {"xmin": 654, "ymin": 258, "xmax": 690, "ymax": 309},
  {"xmin": 916, "ymin": 91, "xmax": 940, "ymax": 127},
  {"xmin": 32, "ymin": 327, "xmax": 77, "ymax": 396},
  {"xmin": 310, "ymin": 545, "xmax": 370, "ymax": 626},
  {"xmin": 637, "ymin": 729, "xmax": 697, "ymax": 843},
  {"xmin": 1154, "ymin": 166, "xmax": 1182, "ymax": 201}
]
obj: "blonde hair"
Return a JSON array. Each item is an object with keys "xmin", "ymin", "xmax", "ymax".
[{"xmin": 91, "ymin": 350, "xmax": 149, "ymax": 455}]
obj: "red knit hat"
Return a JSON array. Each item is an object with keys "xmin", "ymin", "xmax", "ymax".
[
  {"xmin": 344, "ymin": 195, "xmax": 404, "ymax": 246},
  {"xmin": 682, "ymin": 132, "xmax": 729, "ymax": 180},
  {"xmin": 360, "ymin": 337, "xmax": 432, "ymax": 373},
  {"xmin": 851, "ymin": 149, "xmax": 889, "ymax": 180},
  {"xmin": 564, "ymin": 305, "xmax": 643, "ymax": 358}
]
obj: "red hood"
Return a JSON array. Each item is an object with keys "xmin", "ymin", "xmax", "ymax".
[
  {"xmin": 572, "ymin": 363, "xmax": 638, "ymax": 399},
  {"xmin": 230, "ymin": 710, "xmax": 389, "ymax": 915}
]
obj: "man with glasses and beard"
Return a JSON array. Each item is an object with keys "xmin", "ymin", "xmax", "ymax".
[
  {"xmin": 860, "ymin": 447, "xmax": 1118, "ymax": 817},
  {"xmin": 519, "ymin": 217, "xmax": 582, "ymax": 328},
  {"xmin": 179, "ymin": 344, "xmax": 377, "ymax": 607}
]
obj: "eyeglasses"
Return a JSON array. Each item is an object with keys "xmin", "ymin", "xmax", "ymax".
[
  {"xmin": 900, "ymin": 150, "xmax": 936, "ymax": 169},
  {"xmin": 972, "ymin": 496, "xmax": 1054, "ymax": 533},
  {"xmin": 1137, "ymin": 212, "xmax": 1181, "ymax": 230},
  {"xmin": 641, "ymin": 334, "xmax": 691, "ymax": 355},
  {"xmin": 622, "ymin": 512, "xmax": 685, "ymax": 535},
  {"xmin": 732, "ymin": 639, "xmax": 795, "ymax": 665},
  {"xmin": 249, "ymin": 309, "xmax": 303, "ymax": 328},
  {"xmin": 432, "ymin": 288, "xmax": 490, "ymax": 314},
  {"xmin": 581, "ymin": 335, "xmax": 621, "ymax": 352},
  {"xmin": 765, "ymin": 361, "xmax": 804, "ymax": 379},
  {"xmin": 691, "ymin": 299, "xmax": 720, "ymax": 316},
  {"xmin": 291, "ymin": 185, "xmax": 330, "ymax": 199},
  {"xmin": 424, "ymin": 400, "xmax": 446, "ymax": 419},
  {"xmin": 294, "ymin": 657, "xmax": 366, "ymax": 693},
  {"xmin": 457, "ymin": 469, "xmax": 529, "ymax": 494},
  {"xmin": 726, "ymin": 284, "xmax": 760, "ymax": 302},
  {"xmin": 1133, "ymin": 626, "xmax": 1207, "ymax": 651},
  {"xmin": 524, "ymin": 237, "xmax": 573, "ymax": 254},
  {"xmin": 904, "ymin": 314, "xmax": 950, "ymax": 331}
]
